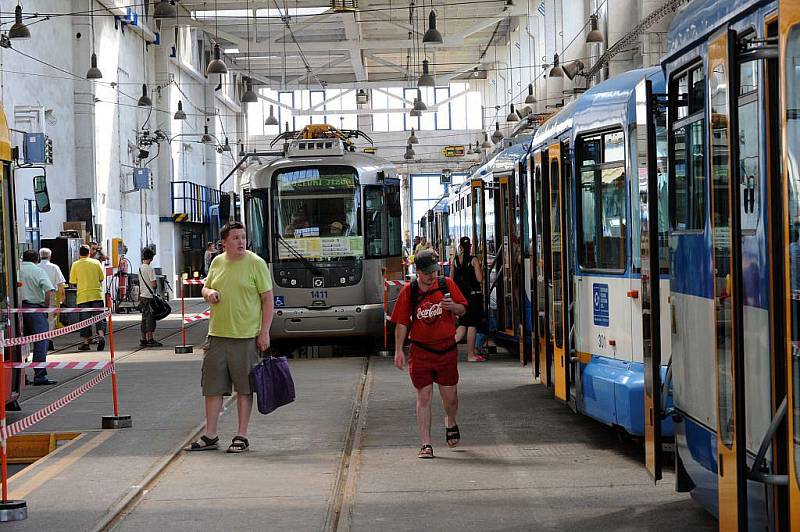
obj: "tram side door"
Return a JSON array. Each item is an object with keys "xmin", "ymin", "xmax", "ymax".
[
  {"xmin": 548, "ymin": 143, "xmax": 569, "ymax": 401},
  {"xmin": 781, "ymin": 3, "xmax": 800, "ymax": 526},
  {"xmin": 534, "ymin": 151, "xmax": 552, "ymax": 386},
  {"xmin": 635, "ymin": 79, "xmax": 665, "ymax": 482},
  {"xmin": 498, "ymin": 175, "xmax": 518, "ymax": 341},
  {"xmin": 471, "ymin": 179, "xmax": 489, "ymax": 308},
  {"xmin": 708, "ymin": 30, "xmax": 748, "ymax": 531}
]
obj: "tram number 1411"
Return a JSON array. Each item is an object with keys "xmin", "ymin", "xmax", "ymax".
[{"xmin": 310, "ymin": 290, "xmax": 328, "ymax": 300}]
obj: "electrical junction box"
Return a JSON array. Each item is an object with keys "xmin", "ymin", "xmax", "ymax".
[
  {"xmin": 23, "ymin": 133, "xmax": 53, "ymax": 164},
  {"xmin": 133, "ymin": 168, "xmax": 153, "ymax": 190}
]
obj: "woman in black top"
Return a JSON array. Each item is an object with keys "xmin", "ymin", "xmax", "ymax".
[{"xmin": 451, "ymin": 236, "xmax": 486, "ymax": 362}]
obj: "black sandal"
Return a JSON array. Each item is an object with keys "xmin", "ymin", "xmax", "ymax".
[
  {"xmin": 418, "ymin": 444, "xmax": 434, "ymax": 459},
  {"xmin": 185, "ymin": 435, "xmax": 219, "ymax": 451},
  {"xmin": 446, "ymin": 425, "xmax": 461, "ymax": 448},
  {"xmin": 227, "ymin": 436, "xmax": 249, "ymax": 453}
]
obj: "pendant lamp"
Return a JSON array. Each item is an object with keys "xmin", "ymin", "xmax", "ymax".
[
  {"xmin": 525, "ymin": 83, "xmax": 536, "ymax": 104},
  {"xmin": 586, "ymin": 15, "xmax": 604, "ymax": 43},
  {"xmin": 549, "ymin": 54, "xmax": 564, "ymax": 77},
  {"xmin": 8, "ymin": 4, "xmax": 31, "ymax": 40},
  {"xmin": 481, "ymin": 132, "xmax": 494, "ymax": 149},
  {"xmin": 422, "ymin": 11, "xmax": 443, "ymax": 44},
  {"xmin": 507, "ymin": 104, "xmax": 519, "ymax": 122},
  {"xmin": 174, "ymin": 100, "xmax": 187, "ymax": 120},
  {"xmin": 153, "ymin": 0, "xmax": 177, "ymax": 19},
  {"xmin": 265, "ymin": 105, "xmax": 278, "ymax": 126},
  {"xmin": 407, "ymin": 128, "xmax": 419, "ymax": 144},
  {"xmin": 418, "ymin": 60, "xmax": 435, "ymax": 87},
  {"xmin": 491, "ymin": 122, "xmax": 504, "ymax": 143},
  {"xmin": 207, "ymin": 43, "xmax": 228, "ymax": 75},
  {"xmin": 137, "ymin": 84, "xmax": 152, "ymax": 107},
  {"xmin": 241, "ymin": 77, "xmax": 258, "ymax": 103}
]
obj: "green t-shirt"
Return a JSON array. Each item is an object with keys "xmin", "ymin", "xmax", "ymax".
[{"xmin": 205, "ymin": 251, "xmax": 273, "ymax": 338}]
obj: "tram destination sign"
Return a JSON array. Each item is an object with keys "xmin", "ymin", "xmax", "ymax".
[{"xmin": 278, "ymin": 171, "xmax": 355, "ymax": 193}]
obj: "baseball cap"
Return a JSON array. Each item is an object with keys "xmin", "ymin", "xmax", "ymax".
[{"xmin": 415, "ymin": 249, "xmax": 440, "ymax": 274}]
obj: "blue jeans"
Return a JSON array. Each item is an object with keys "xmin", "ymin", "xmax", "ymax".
[{"xmin": 22, "ymin": 302, "xmax": 49, "ymax": 380}]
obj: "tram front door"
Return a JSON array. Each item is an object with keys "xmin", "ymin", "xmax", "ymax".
[
  {"xmin": 533, "ymin": 151, "xmax": 552, "ymax": 387},
  {"xmin": 782, "ymin": 3, "xmax": 800, "ymax": 527},
  {"xmin": 548, "ymin": 143, "xmax": 569, "ymax": 402},
  {"xmin": 497, "ymin": 175, "xmax": 519, "ymax": 344}
]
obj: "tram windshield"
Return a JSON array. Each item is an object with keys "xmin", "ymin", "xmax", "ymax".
[{"xmin": 272, "ymin": 166, "xmax": 363, "ymax": 261}]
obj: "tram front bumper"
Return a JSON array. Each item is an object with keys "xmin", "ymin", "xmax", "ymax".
[{"xmin": 271, "ymin": 304, "xmax": 386, "ymax": 340}]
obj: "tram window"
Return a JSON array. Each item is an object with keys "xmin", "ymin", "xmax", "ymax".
[
  {"xmin": 581, "ymin": 136, "xmax": 601, "ymax": 165},
  {"xmin": 604, "ymin": 132, "xmax": 624, "ymax": 163},
  {"xmin": 738, "ymin": 98, "xmax": 760, "ymax": 232},
  {"xmin": 676, "ymin": 74, "xmax": 689, "ymax": 120},
  {"xmin": 672, "ymin": 121, "xmax": 706, "ymax": 231},
  {"xmin": 577, "ymin": 132, "xmax": 627, "ymax": 271},
  {"xmin": 655, "ymin": 123, "xmax": 670, "ymax": 272},
  {"xmin": 785, "ymin": 24, "xmax": 800, "ymax": 478},
  {"xmin": 690, "ymin": 66, "xmax": 705, "ymax": 114},
  {"xmin": 247, "ymin": 190, "xmax": 269, "ymax": 260},
  {"xmin": 387, "ymin": 186, "xmax": 402, "ymax": 257}
]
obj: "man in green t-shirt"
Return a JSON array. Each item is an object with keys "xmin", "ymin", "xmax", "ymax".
[{"xmin": 186, "ymin": 221, "xmax": 274, "ymax": 454}]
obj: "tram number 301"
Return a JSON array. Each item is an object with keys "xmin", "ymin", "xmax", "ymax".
[
  {"xmin": 598, "ymin": 334, "xmax": 607, "ymax": 349},
  {"xmin": 310, "ymin": 290, "xmax": 328, "ymax": 300}
]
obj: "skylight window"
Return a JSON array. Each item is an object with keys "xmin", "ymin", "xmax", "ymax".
[{"xmin": 192, "ymin": 7, "xmax": 330, "ymax": 19}]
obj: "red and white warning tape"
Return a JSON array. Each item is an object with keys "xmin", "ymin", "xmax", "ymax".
[
  {"xmin": 0, "ymin": 364, "xmax": 114, "ymax": 441},
  {"xmin": 384, "ymin": 280, "xmax": 406, "ymax": 287},
  {"xmin": 182, "ymin": 279, "xmax": 206, "ymax": 285},
  {"xmin": 0, "ymin": 310, "xmax": 110, "ymax": 348},
  {"xmin": 183, "ymin": 309, "xmax": 211, "ymax": 324},
  {"xmin": 2, "ymin": 307, "xmax": 108, "ymax": 314},
  {"xmin": 4, "ymin": 360, "xmax": 112, "ymax": 370}
]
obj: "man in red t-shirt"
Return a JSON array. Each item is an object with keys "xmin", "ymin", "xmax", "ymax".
[{"xmin": 391, "ymin": 249, "xmax": 467, "ymax": 459}]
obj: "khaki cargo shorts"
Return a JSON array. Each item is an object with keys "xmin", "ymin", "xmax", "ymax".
[{"xmin": 201, "ymin": 336, "xmax": 260, "ymax": 396}]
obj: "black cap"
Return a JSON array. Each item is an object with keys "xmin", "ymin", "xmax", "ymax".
[
  {"xmin": 415, "ymin": 249, "xmax": 440, "ymax": 274},
  {"xmin": 459, "ymin": 236, "xmax": 471, "ymax": 247}
]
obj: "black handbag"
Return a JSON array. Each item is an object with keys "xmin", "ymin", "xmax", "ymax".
[{"xmin": 140, "ymin": 269, "xmax": 171, "ymax": 321}]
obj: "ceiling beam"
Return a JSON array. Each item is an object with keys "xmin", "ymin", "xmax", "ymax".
[
  {"xmin": 364, "ymin": 53, "xmax": 412, "ymax": 77},
  {"xmin": 341, "ymin": 13, "xmax": 368, "ymax": 82}
]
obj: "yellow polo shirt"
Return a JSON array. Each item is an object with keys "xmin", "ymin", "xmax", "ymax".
[{"xmin": 69, "ymin": 257, "xmax": 104, "ymax": 304}]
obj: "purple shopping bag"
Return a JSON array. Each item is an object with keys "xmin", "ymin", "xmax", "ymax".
[{"xmin": 250, "ymin": 356, "xmax": 296, "ymax": 415}]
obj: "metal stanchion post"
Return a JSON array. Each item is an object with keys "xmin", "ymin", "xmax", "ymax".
[
  {"xmin": 378, "ymin": 269, "xmax": 391, "ymax": 357},
  {"xmin": 102, "ymin": 294, "xmax": 132, "ymax": 429},
  {"xmin": 175, "ymin": 279, "xmax": 193, "ymax": 354},
  {"xmin": 0, "ymin": 331, "xmax": 26, "ymax": 522}
]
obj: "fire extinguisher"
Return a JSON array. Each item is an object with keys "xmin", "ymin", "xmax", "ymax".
[{"xmin": 118, "ymin": 255, "xmax": 129, "ymax": 301}]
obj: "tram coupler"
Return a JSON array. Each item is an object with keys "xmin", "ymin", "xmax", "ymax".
[
  {"xmin": 0, "ymin": 500, "xmax": 27, "ymax": 522},
  {"xmin": 174, "ymin": 345, "xmax": 194, "ymax": 354},
  {"xmin": 102, "ymin": 414, "xmax": 133, "ymax": 429}
]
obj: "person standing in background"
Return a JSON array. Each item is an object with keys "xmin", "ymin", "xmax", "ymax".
[
  {"xmin": 20, "ymin": 250, "xmax": 56, "ymax": 385},
  {"xmin": 38, "ymin": 247, "xmax": 66, "ymax": 351},
  {"xmin": 203, "ymin": 242, "xmax": 216, "ymax": 276},
  {"xmin": 70, "ymin": 244, "xmax": 106, "ymax": 352},
  {"xmin": 139, "ymin": 248, "xmax": 162, "ymax": 348}
]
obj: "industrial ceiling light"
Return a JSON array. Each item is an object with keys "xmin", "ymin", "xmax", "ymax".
[
  {"xmin": 491, "ymin": 122, "xmax": 504, "ymax": 143},
  {"xmin": 404, "ymin": 144, "xmax": 415, "ymax": 160},
  {"xmin": 525, "ymin": 83, "xmax": 536, "ymax": 104},
  {"xmin": 467, "ymin": 143, "xmax": 474, "ymax": 155},
  {"xmin": 238, "ymin": 142, "xmax": 246, "ymax": 157},
  {"xmin": 241, "ymin": 77, "xmax": 258, "ymax": 103},
  {"xmin": 201, "ymin": 125, "xmax": 213, "ymax": 144},
  {"xmin": 422, "ymin": 10, "xmax": 443, "ymax": 44},
  {"xmin": 207, "ymin": 43, "xmax": 228, "ymax": 75},
  {"xmin": 222, "ymin": 137, "xmax": 231, "ymax": 152},
  {"xmin": 418, "ymin": 60, "xmax": 435, "ymax": 87},
  {"xmin": 8, "ymin": 4, "xmax": 31, "ymax": 40},
  {"xmin": 562, "ymin": 59, "xmax": 585, "ymax": 80},
  {"xmin": 586, "ymin": 15, "xmax": 604, "ymax": 43},
  {"xmin": 410, "ymin": 108, "xmax": 422, "ymax": 117},
  {"xmin": 137, "ymin": 84, "xmax": 152, "ymax": 107},
  {"xmin": 481, "ymin": 132, "xmax": 494, "ymax": 149},
  {"xmin": 86, "ymin": 4, "xmax": 102, "ymax": 79},
  {"xmin": 153, "ymin": 0, "xmax": 177, "ymax": 19},
  {"xmin": 549, "ymin": 53, "xmax": 564, "ymax": 77},
  {"xmin": 174, "ymin": 100, "xmax": 187, "ymax": 120},
  {"xmin": 407, "ymin": 128, "xmax": 419, "ymax": 144},
  {"xmin": 86, "ymin": 53, "xmax": 103, "ymax": 79},
  {"xmin": 506, "ymin": 104, "xmax": 519, "ymax": 122},
  {"xmin": 413, "ymin": 91, "xmax": 427, "ymax": 111},
  {"xmin": 356, "ymin": 89, "xmax": 369, "ymax": 107},
  {"xmin": 265, "ymin": 105, "xmax": 278, "ymax": 126},
  {"xmin": 474, "ymin": 141, "xmax": 481, "ymax": 153}
]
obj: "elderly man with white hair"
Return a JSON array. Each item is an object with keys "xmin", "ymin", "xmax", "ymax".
[{"xmin": 38, "ymin": 247, "xmax": 66, "ymax": 351}]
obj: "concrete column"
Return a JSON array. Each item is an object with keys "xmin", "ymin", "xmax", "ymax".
[
  {"xmin": 640, "ymin": 0, "xmax": 673, "ymax": 68},
  {"xmin": 560, "ymin": 0, "xmax": 586, "ymax": 100},
  {"xmin": 544, "ymin": 0, "xmax": 563, "ymax": 111},
  {"xmin": 607, "ymin": 0, "xmax": 639, "ymax": 77}
]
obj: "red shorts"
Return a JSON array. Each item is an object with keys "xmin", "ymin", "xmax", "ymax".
[{"xmin": 408, "ymin": 344, "xmax": 459, "ymax": 389}]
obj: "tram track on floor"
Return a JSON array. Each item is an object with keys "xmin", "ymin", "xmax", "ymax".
[
  {"xmin": 323, "ymin": 355, "xmax": 373, "ymax": 532},
  {"xmin": 16, "ymin": 314, "xmax": 207, "ymax": 408}
]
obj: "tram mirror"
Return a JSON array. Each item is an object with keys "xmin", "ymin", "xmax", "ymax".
[{"xmin": 33, "ymin": 175, "xmax": 51, "ymax": 213}]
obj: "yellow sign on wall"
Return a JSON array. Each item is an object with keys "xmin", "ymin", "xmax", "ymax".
[{"xmin": 441, "ymin": 146, "xmax": 465, "ymax": 157}]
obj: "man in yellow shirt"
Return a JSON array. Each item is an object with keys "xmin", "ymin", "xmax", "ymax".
[
  {"xmin": 69, "ymin": 244, "xmax": 106, "ymax": 351},
  {"xmin": 186, "ymin": 221, "xmax": 274, "ymax": 454}
]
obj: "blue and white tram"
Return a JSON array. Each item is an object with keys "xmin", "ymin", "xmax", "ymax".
[
  {"xmin": 661, "ymin": 0, "xmax": 799, "ymax": 527},
  {"xmin": 527, "ymin": 68, "xmax": 674, "ymax": 442}
]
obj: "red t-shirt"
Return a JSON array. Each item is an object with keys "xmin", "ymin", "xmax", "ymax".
[{"xmin": 390, "ymin": 277, "xmax": 467, "ymax": 346}]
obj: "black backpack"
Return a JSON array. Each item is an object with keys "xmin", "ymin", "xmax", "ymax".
[{"xmin": 409, "ymin": 276, "xmax": 448, "ymax": 324}]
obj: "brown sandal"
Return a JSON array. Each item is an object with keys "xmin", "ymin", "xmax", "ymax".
[{"xmin": 418, "ymin": 444, "xmax": 434, "ymax": 459}]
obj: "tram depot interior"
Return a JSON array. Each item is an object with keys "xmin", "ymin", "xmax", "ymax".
[{"xmin": 0, "ymin": 0, "xmax": 798, "ymax": 530}]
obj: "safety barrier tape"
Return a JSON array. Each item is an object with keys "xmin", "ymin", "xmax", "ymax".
[
  {"xmin": 2, "ymin": 307, "xmax": 108, "ymax": 314},
  {"xmin": 183, "ymin": 309, "xmax": 211, "ymax": 324},
  {"xmin": 4, "ymin": 360, "xmax": 112, "ymax": 370},
  {"xmin": 384, "ymin": 280, "xmax": 406, "ymax": 287},
  {"xmin": 0, "ymin": 364, "xmax": 114, "ymax": 441},
  {"xmin": 0, "ymin": 310, "xmax": 110, "ymax": 347},
  {"xmin": 182, "ymin": 279, "xmax": 206, "ymax": 285}
]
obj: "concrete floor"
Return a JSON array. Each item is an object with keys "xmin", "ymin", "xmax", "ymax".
[{"xmin": 1, "ymin": 304, "xmax": 716, "ymax": 531}]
